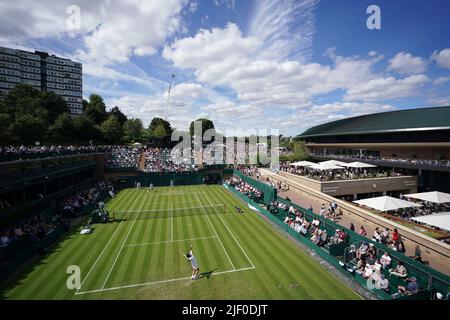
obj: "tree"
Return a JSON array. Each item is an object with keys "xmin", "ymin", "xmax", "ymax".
[
  {"xmin": 73, "ymin": 115, "xmax": 101, "ymax": 142},
  {"xmin": 123, "ymin": 118, "xmax": 143, "ymax": 142},
  {"xmin": 2, "ymin": 84, "xmax": 41, "ymax": 114},
  {"xmin": 100, "ymin": 115, "xmax": 123, "ymax": 144},
  {"xmin": 0, "ymin": 113, "xmax": 12, "ymax": 144},
  {"xmin": 48, "ymin": 113, "xmax": 75, "ymax": 142},
  {"xmin": 41, "ymin": 91, "xmax": 69, "ymax": 124},
  {"xmin": 189, "ymin": 118, "xmax": 215, "ymax": 137},
  {"xmin": 8, "ymin": 115, "xmax": 46, "ymax": 144},
  {"xmin": 153, "ymin": 124, "xmax": 167, "ymax": 138},
  {"xmin": 82, "ymin": 99, "xmax": 89, "ymax": 112},
  {"xmin": 148, "ymin": 117, "xmax": 172, "ymax": 137},
  {"xmin": 108, "ymin": 106, "xmax": 128, "ymax": 126},
  {"xmin": 85, "ymin": 94, "xmax": 107, "ymax": 125}
]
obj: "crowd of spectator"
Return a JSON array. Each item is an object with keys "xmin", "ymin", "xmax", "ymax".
[
  {"xmin": 281, "ymin": 206, "xmax": 350, "ymax": 250},
  {"xmin": 312, "ymin": 153, "xmax": 450, "ymax": 168},
  {"xmin": 280, "ymin": 163, "xmax": 402, "ymax": 182},
  {"xmin": 226, "ymin": 176, "xmax": 263, "ymax": 201},
  {"xmin": 391, "ymin": 194, "xmax": 450, "ymax": 219},
  {"xmin": 0, "ymin": 182, "xmax": 112, "ymax": 258},
  {"xmin": 0, "ymin": 145, "xmax": 112, "ymax": 162},
  {"xmin": 106, "ymin": 146, "xmax": 142, "ymax": 169},
  {"xmin": 348, "ymin": 239, "xmax": 421, "ymax": 298},
  {"xmin": 142, "ymin": 148, "xmax": 195, "ymax": 173}
]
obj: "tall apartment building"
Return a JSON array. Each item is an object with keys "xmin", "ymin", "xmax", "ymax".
[{"xmin": 0, "ymin": 46, "xmax": 83, "ymax": 115}]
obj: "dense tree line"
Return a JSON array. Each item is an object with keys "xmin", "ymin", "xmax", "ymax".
[
  {"xmin": 0, "ymin": 85, "xmax": 223, "ymax": 147},
  {"xmin": 0, "ymin": 84, "xmax": 190, "ymax": 146}
]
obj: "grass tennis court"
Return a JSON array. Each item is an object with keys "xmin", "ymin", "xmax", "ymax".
[{"xmin": 1, "ymin": 185, "xmax": 360, "ymax": 300}]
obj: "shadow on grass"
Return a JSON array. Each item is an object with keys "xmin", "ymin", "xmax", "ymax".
[
  {"xmin": 0, "ymin": 216, "xmax": 97, "ymax": 299},
  {"xmin": 196, "ymin": 268, "xmax": 219, "ymax": 280}
]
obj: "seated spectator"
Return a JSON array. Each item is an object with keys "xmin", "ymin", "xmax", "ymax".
[
  {"xmin": 356, "ymin": 241, "xmax": 369, "ymax": 259},
  {"xmin": 395, "ymin": 240, "xmax": 406, "ymax": 254},
  {"xmin": 366, "ymin": 252, "xmax": 377, "ymax": 265},
  {"xmin": 380, "ymin": 252, "xmax": 392, "ymax": 269},
  {"xmin": 1, "ymin": 233, "xmax": 11, "ymax": 247},
  {"xmin": 311, "ymin": 228, "xmax": 320, "ymax": 244},
  {"xmin": 14, "ymin": 226, "xmax": 24, "ymax": 238},
  {"xmin": 392, "ymin": 277, "xmax": 419, "ymax": 298},
  {"xmin": 367, "ymin": 243, "xmax": 377, "ymax": 257},
  {"xmin": 317, "ymin": 230, "xmax": 328, "ymax": 247},
  {"xmin": 389, "ymin": 261, "xmax": 408, "ymax": 278},
  {"xmin": 362, "ymin": 263, "xmax": 374, "ymax": 279},
  {"xmin": 355, "ymin": 258, "xmax": 366, "ymax": 275},
  {"xmin": 376, "ymin": 274, "xmax": 390, "ymax": 292}
]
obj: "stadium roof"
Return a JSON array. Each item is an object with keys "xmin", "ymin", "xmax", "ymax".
[{"xmin": 297, "ymin": 106, "xmax": 450, "ymax": 139}]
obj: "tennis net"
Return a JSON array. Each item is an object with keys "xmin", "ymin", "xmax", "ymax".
[{"xmin": 112, "ymin": 204, "xmax": 226, "ymax": 221}]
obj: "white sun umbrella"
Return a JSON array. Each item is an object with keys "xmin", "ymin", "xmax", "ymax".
[
  {"xmin": 319, "ymin": 160, "xmax": 349, "ymax": 167},
  {"xmin": 405, "ymin": 191, "xmax": 450, "ymax": 204},
  {"xmin": 353, "ymin": 196, "xmax": 422, "ymax": 212},
  {"xmin": 343, "ymin": 161, "xmax": 378, "ymax": 168},
  {"xmin": 291, "ymin": 161, "xmax": 316, "ymax": 167},
  {"xmin": 309, "ymin": 162, "xmax": 344, "ymax": 171}
]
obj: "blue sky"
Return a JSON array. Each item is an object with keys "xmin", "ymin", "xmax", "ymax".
[{"xmin": 1, "ymin": 0, "xmax": 449, "ymax": 136}]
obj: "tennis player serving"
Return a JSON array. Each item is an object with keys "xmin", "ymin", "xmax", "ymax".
[{"xmin": 186, "ymin": 244, "xmax": 200, "ymax": 280}]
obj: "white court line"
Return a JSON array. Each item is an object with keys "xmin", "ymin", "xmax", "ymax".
[
  {"xmin": 75, "ymin": 193, "xmax": 140, "ymax": 295},
  {"xmin": 170, "ymin": 199, "xmax": 173, "ymax": 242},
  {"xmin": 202, "ymin": 191, "xmax": 255, "ymax": 269},
  {"xmin": 100, "ymin": 194, "xmax": 147, "ymax": 290},
  {"xmin": 125, "ymin": 236, "xmax": 218, "ymax": 247},
  {"xmin": 195, "ymin": 193, "xmax": 236, "ymax": 270},
  {"xmin": 112, "ymin": 204, "xmax": 224, "ymax": 215},
  {"xmin": 75, "ymin": 266, "xmax": 255, "ymax": 295}
]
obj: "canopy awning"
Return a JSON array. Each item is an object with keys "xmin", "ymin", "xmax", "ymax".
[
  {"xmin": 342, "ymin": 161, "xmax": 378, "ymax": 168},
  {"xmin": 411, "ymin": 212, "xmax": 450, "ymax": 231},
  {"xmin": 405, "ymin": 191, "xmax": 450, "ymax": 204},
  {"xmin": 319, "ymin": 160, "xmax": 349, "ymax": 166},
  {"xmin": 309, "ymin": 163, "xmax": 344, "ymax": 171},
  {"xmin": 290, "ymin": 161, "xmax": 316, "ymax": 167},
  {"xmin": 353, "ymin": 196, "xmax": 423, "ymax": 212}
]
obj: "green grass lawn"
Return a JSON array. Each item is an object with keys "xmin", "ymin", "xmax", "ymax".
[{"xmin": 1, "ymin": 185, "xmax": 360, "ymax": 300}]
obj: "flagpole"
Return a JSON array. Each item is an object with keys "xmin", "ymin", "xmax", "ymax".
[{"xmin": 164, "ymin": 74, "xmax": 175, "ymax": 121}]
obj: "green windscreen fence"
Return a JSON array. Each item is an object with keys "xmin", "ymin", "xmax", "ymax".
[{"xmin": 232, "ymin": 169, "xmax": 277, "ymax": 205}]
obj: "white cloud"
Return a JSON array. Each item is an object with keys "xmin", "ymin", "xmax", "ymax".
[
  {"xmin": 269, "ymin": 102, "xmax": 396, "ymax": 133},
  {"xmin": 248, "ymin": 0, "xmax": 319, "ymax": 61},
  {"xmin": 0, "ymin": 0, "xmax": 192, "ymax": 88},
  {"xmin": 107, "ymin": 82, "xmax": 205, "ymax": 127},
  {"xmin": 433, "ymin": 76, "xmax": 450, "ymax": 85},
  {"xmin": 387, "ymin": 52, "xmax": 428, "ymax": 74},
  {"xmin": 75, "ymin": 0, "xmax": 188, "ymax": 66},
  {"xmin": 344, "ymin": 75, "xmax": 430, "ymax": 101},
  {"xmin": 213, "ymin": 0, "xmax": 235, "ymax": 9},
  {"xmin": 431, "ymin": 48, "xmax": 450, "ymax": 69},
  {"xmin": 164, "ymin": 23, "xmax": 425, "ymax": 107}
]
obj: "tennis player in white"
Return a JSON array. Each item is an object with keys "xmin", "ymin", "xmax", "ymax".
[{"xmin": 186, "ymin": 244, "xmax": 200, "ymax": 280}]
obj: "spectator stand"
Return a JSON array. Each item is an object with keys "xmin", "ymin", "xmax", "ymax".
[
  {"xmin": 0, "ymin": 183, "xmax": 112, "ymax": 284},
  {"xmin": 227, "ymin": 170, "xmax": 450, "ymax": 300}
]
